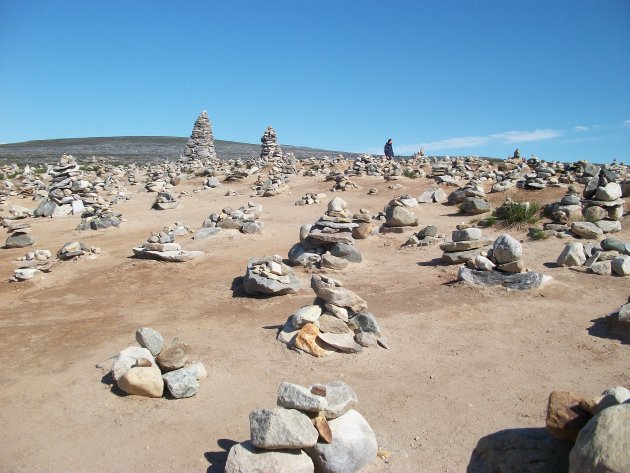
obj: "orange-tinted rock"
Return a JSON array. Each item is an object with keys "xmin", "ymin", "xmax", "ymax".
[
  {"xmin": 313, "ymin": 413, "xmax": 333, "ymax": 444},
  {"xmin": 294, "ymin": 324, "xmax": 331, "ymax": 357},
  {"xmin": 545, "ymin": 390, "xmax": 592, "ymax": 441}
]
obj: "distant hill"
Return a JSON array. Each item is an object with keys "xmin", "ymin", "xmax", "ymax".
[{"xmin": 0, "ymin": 136, "xmax": 365, "ymax": 165}]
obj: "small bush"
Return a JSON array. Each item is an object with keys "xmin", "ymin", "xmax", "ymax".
[
  {"xmin": 497, "ymin": 201, "xmax": 541, "ymax": 228},
  {"xmin": 402, "ymin": 169, "xmax": 417, "ymax": 179}
]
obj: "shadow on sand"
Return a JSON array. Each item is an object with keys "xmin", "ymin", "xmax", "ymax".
[
  {"xmin": 204, "ymin": 438, "xmax": 239, "ymax": 473},
  {"xmin": 466, "ymin": 427, "xmax": 572, "ymax": 473},
  {"xmin": 587, "ymin": 314, "xmax": 630, "ymax": 345}
]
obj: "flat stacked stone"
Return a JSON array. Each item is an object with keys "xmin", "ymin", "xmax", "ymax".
[
  {"xmin": 197, "ymin": 202, "xmax": 263, "ymax": 237},
  {"xmin": 10, "ymin": 249, "xmax": 54, "ymax": 281},
  {"xmin": 152, "ymin": 191, "xmax": 178, "ymax": 210},
  {"xmin": 295, "ymin": 192, "xmax": 327, "ymax": 206},
  {"xmin": 441, "ymin": 225, "xmax": 492, "ymax": 264},
  {"xmin": 225, "ymin": 380, "xmax": 377, "ymax": 473},
  {"xmin": 180, "ymin": 111, "xmax": 217, "ymax": 169},
  {"xmin": 276, "ymin": 274, "xmax": 387, "ymax": 356},
  {"xmin": 33, "ymin": 154, "xmax": 90, "ymax": 218},
  {"xmin": 57, "ymin": 241, "xmax": 99, "ymax": 260},
  {"xmin": 403, "ymin": 225, "xmax": 442, "ymax": 247},
  {"xmin": 260, "ymin": 126, "xmax": 283, "ymax": 161},
  {"xmin": 132, "ymin": 231, "xmax": 202, "ymax": 262},
  {"xmin": 581, "ymin": 167, "xmax": 624, "ymax": 233},
  {"xmin": 382, "ymin": 197, "xmax": 419, "ymax": 230},
  {"xmin": 252, "ymin": 172, "xmax": 288, "ymax": 196},
  {"xmin": 242, "ymin": 255, "xmax": 302, "ymax": 296},
  {"xmin": 544, "ymin": 185, "xmax": 582, "ymax": 223},
  {"xmin": 288, "ymin": 197, "xmax": 366, "ymax": 268}
]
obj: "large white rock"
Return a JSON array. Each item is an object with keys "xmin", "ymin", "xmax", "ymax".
[
  {"xmin": 611, "ymin": 255, "xmax": 630, "ymax": 276},
  {"xmin": 250, "ymin": 408, "xmax": 319, "ymax": 449},
  {"xmin": 569, "ymin": 403, "xmax": 630, "ymax": 473},
  {"xmin": 292, "ymin": 305, "xmax": 322, "ymax": 329},
  {"xmin": 556, "ymin": 243, "xmax": 587, "ymax": 267},
  {"xmin": 306, "ymin": 410, "xmax": 378, "ymax": 473},
  {"xmin": 110, "ymin": 346, "xmax": 157, "ymax": 382},
  {"xmin": 492, "ymin": 234, "xmax": 522, "ymax": 264},
  {"xmin": 310, "ymin": 380, "xmax": 358, "ymax": 420},
  {"xmin": 225, "ymin": 441, "xmax": 314, "ymax": 473}
]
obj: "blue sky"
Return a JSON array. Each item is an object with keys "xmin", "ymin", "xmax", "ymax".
[{"xmin": 0, "ymin": 0, "xmax": 628, "ymax": 163}]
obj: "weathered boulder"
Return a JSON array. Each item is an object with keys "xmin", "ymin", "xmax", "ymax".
[
  {"xmin": 277, "ymin": 382, "xmax": 328, "ymax": 412},
  {"xmin": 250, "ymin": 408, "xmax": 319, "ymax": 449},
  {"xmin": 458, "ymin": 267, "xmax": 547, "ymax": 291},
  {"xmin": 156, "ymin": 341, "xmax": 191, "ymax": 372},
  {"xmin": 5, "ymin": 232, "xmax": 35, "ymax": 248},
  {"xmin": 557, "ymin": 243, "xmax": 587, "ymax": 267},
  {"xmin": 569, "ymin": 404, "xmax": 630, "ymax": 473},
  {"xmin": 492, "ymin": 234, "xmax": 523, "ymax": 264},
  {"xmin": 385, "ymin": 205, "xmax": 418, "ymax": 227},
  {"xmin": 162, "ymin": 368, "xmax": 199, "ymax": 398},
  {"xmin": 546, "ymin": 391, "xmax": 592, "ymax": 441},
  {"xmin": 135, "ymin": 328, "xmax": 164, "ymax": 356},
  {"xmin": 306, "ymin": 410, "xmax": 377, "ymax": 473},
  {"xmin": 571, "ymin": 222, "xmax": 604, "ymax": 239},
  {"xmin": 311, "ymin": 275, "xmax": 367, "ymax": 312},
  {"xmin": 460, "ymin": 197, "xmax": 491, "ymax": 215},
  {"xmin": 117, "ymin": 367, "xmax": 164, "ymax": 398},
  {"xmin": 243, "ymin": 257, "xmax": 303, "ymax": 296}
]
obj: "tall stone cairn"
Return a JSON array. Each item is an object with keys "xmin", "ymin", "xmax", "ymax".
[
  {"xmin": 182, "ymin": 111, "xmax": 216, "ymax": 161},
  {"xmin": 260, "ymin": 126, "xmax": 283, "ymax": 160}
]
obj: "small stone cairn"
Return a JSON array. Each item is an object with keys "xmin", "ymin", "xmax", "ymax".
[
  {"xmin": 581, "ymin": 167, "xmax": 625, "ymax": 234},
  {"xmin": 544, "ymin": 185, "xmax": 583, "ymax": 224},
  {"xmin": 295, "ymin": 192, "xmax": 327, "ymax": 206},
  {"xmin": 180, "ymin": 111, "xmax": 217, "ymax": 169},
  {"xmin": 76, "ymin": 205, "xmax": 122, "ymax": 230},
  {"xmin": 242, "ymin": 255, "xmax": 302, "ymax": 296},
  {"xmin": 224, "ymin": 380, "xmax": 378, "ymax": 473},
  {"xmin": 545, "ymin": 386, "xmax": 630, "ymax": 472},
  {"xmin": 4, "ymin": 222, "xmax": 35, "ymax": 249},
  {"xmin": 34, "ymin": 154, "xmax": 90, "ymax": 218},
  {"xmin": 107, "ymin": 328, "xmax": 207, "ymax": 399},
  {"xmin": 381, "ymin": 196, "xmax": 419, "ymax": 232},
  {"xmin": 276, "ymin": 274, "xmax": 388, "ymax": 356},
  {"xmin": 403, "ymin": 225, "xmax": 443, "ymax": 247},
  {"xmin": 196, "ymin": 202, "xmax": 263, "ymax": 239},
  {"xmin": 457, "ymin": 233, "xmax": 550, "ymax": 290},
  {"xmin": 152, "ymin": 190, "xmax": 178, "ymax": 210},
  {"xmin": 251, "ymin": 172, "xmax": 287, "ymax": 197},
  {"xmin": 556, "ymin": 237, "xmax": 630, "ymax": 276},
  {"xmin": 132, "ymin": 231, "xmax": 203, "ymax": 262},
  {"xmin": 288, "ymin": 197, "xmax": 368, "ymax": 268},
  {"xmin": 260, "ymin": 126, "xmax": 283, "ymax": 161},
  {"xmin": 11, "ymin": 249, "xmax": 53, "ymax": 281},
  {"xmin": 440, "ymin": 225, "xmax": 492, "ymax": 264},
  {"xmin": 57, "ymin": 241, "xmax": 100, "ymax": 261}
]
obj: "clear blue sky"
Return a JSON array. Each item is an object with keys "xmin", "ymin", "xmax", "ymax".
[{"xmin": 1, "ymin": 0, "xmax": 628, "ymax": 163}]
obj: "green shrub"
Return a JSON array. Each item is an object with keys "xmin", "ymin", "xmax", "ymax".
[
  {"xmin": 497, "ymin": 201, "xmax": 541, "ymax": 228},
  {"xmin": 402, "ymin": 169, "xmax": 417, "ymax": 179}
]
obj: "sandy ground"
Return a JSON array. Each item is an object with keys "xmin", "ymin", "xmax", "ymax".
[{"xmin": 0, "ymin": 174, "xmax": 628, "ymax": 473}]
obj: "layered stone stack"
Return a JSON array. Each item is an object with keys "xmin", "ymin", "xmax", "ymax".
[
  {"xmin": 132, "ymin": 232, "xmax": 203, "ymax": 262},
  {"xmin": 260, "ymin": 126, "xmax": 283, "ymax": 161},
  {"xmin": 441, "ymin": 225, "xmax": 492, "ymax": 264},
  {"xmin": 251, "ymin": 173, "xmax": 287, "ymax": 196},
  {"xmin": 76, "ymin": 205, "xmax": 122, "ymax": 230},
  {"xmin": 34, "ymin": 154, "xmax": 90, "ymax": 218},
  {"xmin": 242, "ymin": 255, "xmax": 302, "ymax": 296},
  {"xmin": 288, "ymin": 197, "xmax": 366, "ymax": 268},
  {"xmin": 295, "ymin": 192, "xmax": 327, "ymax": 206},
  {"xmin": 57, "ymin": 241, "xmax": 99, "ymax": 261},
  {"xmin": 4, "ymin": 224, "xmax": 35, "ymax": 249},
  {"xmin": 108, "ymin": 328, "xmax": 207, "ymax": 399},
  {"xmin": 224, "ymin": 380, "xmax": 378, "ymax": 473},
  {"xmin": 581, "ymin": 168, "xmax": 625, "ymax": 234},
  {"xmin": 556, "ymin": 237, "xmax": 630, "ymax": 276},
  {"xmin": 328, "ymin": 174, "xmax": 360, "ymax": 192},
  {"xmin": 543, "ymin": 386, "xmax": 630, "ymax": 473},
  {"xmin": 11, "ymin": 249, "xmax": 53, "ymax": 281},
  {"xmin": 197, "ymin": 202, "xmax": 263, "ymax": 238},
  {"xmin": 517, "ymin": 160, "xmax": 560, "ymax": 189},
  {"xmin": 382, "ymin": 197, "xmax": 419, "ymax": 231},
  {"xmin": 152, "ymin": 191, "xmax": 178, "ymax": 210},
  {"xmin": 403, "ymin": 225, "xmax": 442, "ymax": 247},
  {"xmin": 180, "ymin": 111, "xmax": 217, "ymax": 169},
  {"xmin": 447, "ymin": 180, "xmax": 486, "ymax": 203},
  {"xmin": 276, "ymin": 275, "xmax": 388, "ymax": 356},
  {"xmin": 544, "ymin": 185, "xmax": 582, "ymax": 224}
]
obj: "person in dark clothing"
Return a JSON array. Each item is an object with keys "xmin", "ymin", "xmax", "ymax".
[{"xmin": 384, "ymin": 138, "xmax": 394, "ymax": 158}]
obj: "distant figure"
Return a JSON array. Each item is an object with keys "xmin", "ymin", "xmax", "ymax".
[{"xmin": 384, "ymin": 138, "xmax": 394, "ymax": 158}]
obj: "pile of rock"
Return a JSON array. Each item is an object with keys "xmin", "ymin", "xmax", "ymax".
[
  {"xmin": 447, "ymin": 180, "xmax": 486, "ymax": 205},
  {"xmin": 544, "ymin": 185, "xmax": 582, "ymax": 223},
  {"xmin": 545, "ymin": 386, "xmax": 629, "ymax": 472},
  {"xmin": 418, "ymin": 187, "xmax": 447, "ymax": 203},
  {"xmin": 251, "ymin": 173, "xmax": 287, "ymax": 197},
  {"xmin": 556, "ymin": 237, "xmax": 630, "ymax": 276},
  {"xmin": 328, "ymin": 174, "xmax": 360, "ymax": 192},
  {"xmin": 581, "ymin": 168, "xmax": 625, "ymax": 232},
  {"xmin": 57, "ymin": 241, "xmax": 99, "ymax": 261},
  {"xmin": 276, "ymin": 274, "xmax": 387, "ymax": 356},
  {"xmin": 152, "ymin": 191, "xmax": 178, "ymax": 210},
  {"xmin": 108, "ymin": 328, "xmax": 207, "ymax": 399},
  {"xmin": 132, "ymin": 232, "xmax": 203, "ymax": 262},
  {"xmin": 517, "ymin": 159, "xmax": 559, "ymax": 189},
  {"xmin": 288, "ymin": 197, "xmax": 367, "ymax": 268},
  {"xmin": 34, "ymin": 154, "xmax": 90, "ymax": 218},
  {"xmin": 197, "ymin": 202, "xmax": 263, "ymax": 238},
  {"xmin": 403, "ymin": 225, "xmax": 442, "ymax": 247},
  {"xmin": 260, "ymin": 126, "xmax": 283, "ymax": 161},
  {"xmin": 4, "ymin": 224, "xmax": 35, "ymax": 249},
  {"xmin": 180, "ymin": 111, "xmax": 217, "ymax": 169},
  {"xmin": 459, "ymin": 196, "xmax": 491, "ymax": 215},
  {"xmin": 382, "ymin": 197, "xmax": 419, "ymax": 231},
  {"xmin": 440, "ymin": 225, "xmax": 492, "ymax": 264},
  {"xmin": 224, "ymin": 380, "xmax": 377, "ymax": 473},
  {"xmin": 76, "ymin": 207, "xmax": 122, "ymax": 230},
  {"xmin": 295, "ymin": 192, "xmax": 326, "ymax": 206},
  {"xmin": 11, "ymin": 249, "xmax": 54, "ymax": 281},
  {"xmin": 242, "ymin": 255, "xmax": 302, "ymax": 296}
]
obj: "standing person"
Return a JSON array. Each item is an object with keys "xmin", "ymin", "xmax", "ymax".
[{"xmin": 384, "ymin": 138, "xmax": 394, "ymax": 158}]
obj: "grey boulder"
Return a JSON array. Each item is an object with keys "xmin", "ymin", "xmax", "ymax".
[
  {"xmin": 492, "ymin": 234, "xmax": 522, "ymax": 264},
  {"xmin": 458, "ymin": 267, "xmax": 547, "ymax": 291},
  {"xmin": 385, "ymin": 205, "xmax": 418, "ymax": 227},
  {"xmin": 277, "ymin": 382, "xmax": 328, "ymax": 412},
  {"xmin": 135, "ymin": 327, "xmax": 164, "ymax": 356},
  {"xmin": 225, "ymin": 441, "xmax": 314, "ymax": 473},
  {"xmin": 250, "ymin": 408, "xmax": 319, "ymax": 449},
  {"xmin": 162, "ymin": 368, "xmax": 199, "ymax": 398},
  {"xmin": 309, "ymin": 380, "xmax": 358, "ymax": 420}
]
